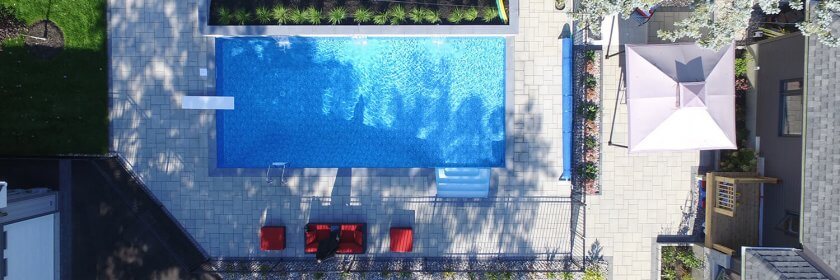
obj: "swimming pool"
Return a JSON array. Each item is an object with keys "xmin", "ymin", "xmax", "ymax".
[{"xmin": 216, "ymin": 37, "xmax": 506, "ymax": 168}]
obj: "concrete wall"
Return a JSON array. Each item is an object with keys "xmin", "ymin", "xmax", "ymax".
[{"xmin": 750, "ymin": 33, "xmax": 805, "ymax": 248}]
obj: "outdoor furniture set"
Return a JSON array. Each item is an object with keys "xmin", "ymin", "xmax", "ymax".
[{"xmin": 259, "ymin": 223, "xmax": 414, "ymax": 255}]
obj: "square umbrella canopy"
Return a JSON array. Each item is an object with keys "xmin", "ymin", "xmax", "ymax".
[{"xmin": 625, "ymin": 43, "xmax": 737, "ymax": 152}]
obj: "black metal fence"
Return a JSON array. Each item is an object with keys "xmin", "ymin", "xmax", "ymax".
[{"xmin": 198, "ymin": 256, "xmax": 585, "ymax": 274}]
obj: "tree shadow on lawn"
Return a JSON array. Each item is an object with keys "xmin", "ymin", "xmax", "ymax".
[{"xmin": 0, "ymin": 46, "xmax": 108, "ymax": 155}]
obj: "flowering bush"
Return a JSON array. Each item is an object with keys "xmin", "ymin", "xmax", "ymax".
[{"xmin": 735, "ymin": 77, "xmax": 752, "ymax": 91}]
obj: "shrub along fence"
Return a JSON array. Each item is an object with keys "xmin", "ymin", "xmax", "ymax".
[{"xmin": 210, "ymin": 0, "xmax": 509, "ymax": 25}]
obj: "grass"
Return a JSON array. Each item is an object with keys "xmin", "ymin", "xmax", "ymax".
[{"xmin": 0, "ymin": 0, "xmax": 108, "ymax": 155}]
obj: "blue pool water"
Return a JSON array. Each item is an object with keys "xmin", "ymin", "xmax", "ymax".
[{"xmin": 216, "ymin": 37, "xmax": 506, "ymax": 168}]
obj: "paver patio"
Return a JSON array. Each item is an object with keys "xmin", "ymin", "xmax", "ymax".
[{"xmin": 108, "ymin": 0, "xmax": 575, "ymax": 259}]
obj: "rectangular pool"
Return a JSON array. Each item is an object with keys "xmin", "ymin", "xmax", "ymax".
[{"xmin": 216, "ymin": 37, "xmax": 506, "ymax": 168}]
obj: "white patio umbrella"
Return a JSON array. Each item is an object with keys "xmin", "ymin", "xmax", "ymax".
[{"xmin": 624, "ymin": 43, "xmax": 737, "ymax": 153}]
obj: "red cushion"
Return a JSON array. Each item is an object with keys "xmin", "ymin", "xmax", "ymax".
[
  {"xmin": 390, "ymin": 228, "xmax": 413, "ymax": 252},
  {"xmin": 305, "ymin": 223, "xmax": 364, "ymax": 254},
  {"xmin": 260, "ymin": 226, "xmax": 286, "ymax": 251},
  {"xmin": 337, "ymin": 242, "xmax": 364, "ymax": 254},
  {"xmin": 305, "ymin": 242, "xmax": 319, "ymax": 253}
]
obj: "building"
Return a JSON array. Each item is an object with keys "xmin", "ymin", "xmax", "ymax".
[{"xmin": 0, "ymin": 181, "xmax": 61, "ymax": 280}]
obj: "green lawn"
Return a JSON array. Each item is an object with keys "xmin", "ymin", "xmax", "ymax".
[{"xmin": 0, "ymin": 0, "xmax": 107, "ymax": 155}]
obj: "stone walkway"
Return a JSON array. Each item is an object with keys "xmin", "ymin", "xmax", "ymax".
[
  {"xmin": 108, "ymin": 0, "xmax": 574, "ymax": 259},
  {"xmin": 584, "ymin": 16, "xmax": 701, "ymax": 279}
]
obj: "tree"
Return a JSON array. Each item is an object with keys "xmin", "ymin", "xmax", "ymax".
[
  {"xmin": 571, "ymin": 0, "xmax": 840, "ymax": 49},
  {"xmin": 657, "ymin": 0, "xmax": 753, "ymax": 49},
  {"xmin": 571, "ymin": 0, "xmax": 657, "ymax": 34},
  {"xmin": 798, "ymin": 0, "xmax": 840, "ymax": 47}
]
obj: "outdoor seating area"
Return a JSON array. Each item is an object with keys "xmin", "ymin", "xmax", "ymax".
[{"xmin": 305, "ymin": 223, "xmax": 366, "ymax": 254}]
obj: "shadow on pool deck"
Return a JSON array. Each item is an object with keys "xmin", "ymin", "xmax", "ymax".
[{"xmin": 30, "ymin": 157, "xmax": 218, "ymax": 280}]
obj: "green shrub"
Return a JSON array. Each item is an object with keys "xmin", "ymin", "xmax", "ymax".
[
  {"xmin": 373, "ymin": 12, "xmax": 389, "ymax": 25},
  {"xmin": 481, "ymin": 7, "xmax": 498, "ymax": 22},
  {"xmin": 562, "ymin": 271, "xmax": 574, "ymax": 280},
  {"xmin": 216, "ymin": 7, "xmax": 232, "ymax": 25},
  {"xmin": 232, "ymin": 9, "xmax": 251, "ymax": 25},
  {"xmin": 327, "ymin": 7, "xmax": 347, "ymax": 25},
  {"xmin": 271, "ymin": 5, "xmax": 289, "ymax": 24},
  {"xmin": 579, "ymin": 162, "xmax": 598, "ymax": 180},
  {"xmin": 485, "ymin": 272, "xmax": 499, "ymax": 280},
  {"xmin": 585, "ymin": 50, "xmax": 597, "ymax": 61},
  {"xmin": 584, "ymin": 137, "xmax": 598, "ymax": 149},
  {"xmin": 421, "ymin": 8, "xmax": 441, "ymax": 24},
  {"xmin": 585, "ymin": 75, "xmax": 597, "ymax": 88},
  {"xmin": 408, "ymin": 8, "xmax": 424, "ymax": 23},
  {"xmin": 735, "ymin": 54, "xmax": 751, "ymax": 77},
  {"xmin": 464, "ymin": 7, "xmax": 479, "ymax": 21},
  {"xmin": 341, "ymin": 271, "xmax": 352, "ymax": 279},
  {"xmin": 313, "ymin": 271, "xmax": 325, "ymax": 280},
  {"xmin": 448, "ymin": 8, "xmax": 465, "ymax": 23},
  {"xmin": 583, "ymin": 266, "xmax": 605, "ymax": 280},
  {"xmin": 720, "ymin": 148, "xmax": 757, "ymax": 172},
  {"xmin": 389, "ymin": 5, "xmax": 406, "ymax": 25},
  {"xmin": 255, "ymin": 7, "xmax": 272, "ymax": 24},
  {"xmin": 676, "ymin": 249, "xmax": 704, "ymax": 269},
  {"xmin": 580, "ymin": 102, "xmax": 599, "ymax": 120},
  {"xmin": 354, "ymin": 8, "xmax": 374, "ymax": 23},
  {"xmin": 302, "ymin": 6, "xmax": 321, "ymax": 24},
  {"xmin": 443, "ymin": 271, "xmax": 456, "ymax": 279},
  {"xmin": 289, "ymin": 8, "xmax": 305, "ymax": 24},
  {"xmin": 400, "ymin": 271, "xmax": 412, "ymax": 279}
]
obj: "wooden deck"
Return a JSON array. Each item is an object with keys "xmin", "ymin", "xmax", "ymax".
[{"xmin": 704, "ymin": 172, "xmax": 779, "ymax": 257}]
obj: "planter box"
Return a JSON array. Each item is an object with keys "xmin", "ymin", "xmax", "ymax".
[
  {"xmin": 655, "ymin": 243, "xmax": 730, "ymax": 280},
  {"xmin": 198, "ymin": 0, "xmax": 519, "ymax": 36}
]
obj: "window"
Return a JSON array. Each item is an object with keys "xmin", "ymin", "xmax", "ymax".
[{"xmin": 779, "ymin": 79, "xmax": 803, "ymax": 136}]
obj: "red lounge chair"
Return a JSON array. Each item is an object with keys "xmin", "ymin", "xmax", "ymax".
[
  {"xmin": 305, "ymin": 223, "xmax": 365, "ymax": 254},
  {"xmin": 260, "ymin": 226, "xmax": 286, "ymax": 251},
  {"xmin": 390, "ymin": 227, "xmax": 413, "ymax": 252}
]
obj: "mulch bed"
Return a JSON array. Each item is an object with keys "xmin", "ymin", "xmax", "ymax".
[
  {"xmin": 211, "ymin": 0, "xmax": 509, "ymax": 25},
  {"xmin": 24, "ymin": 20, "xmax": 64, "ymax": 60}
]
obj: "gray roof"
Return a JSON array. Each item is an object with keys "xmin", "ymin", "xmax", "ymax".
[
  {"xmin": 802, "ymin": 15, "xmax": 840, "ymax": 277},
  {"xmin": 743, "ymin": 248, "xmax": 829, "ymax": 280}
]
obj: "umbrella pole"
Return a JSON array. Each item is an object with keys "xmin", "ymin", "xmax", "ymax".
[{"xmin": 608, "ymin": 70, "xmax": 629, "ymax": 149}]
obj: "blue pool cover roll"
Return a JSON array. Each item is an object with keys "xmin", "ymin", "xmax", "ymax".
[{"xmin": 560, "ymin": 38, "xmax": 573, "ymax": 181}]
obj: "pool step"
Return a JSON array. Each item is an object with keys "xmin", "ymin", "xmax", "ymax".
[{"xmin": 435, "ymin": 168, "xmax": 490, "ymax": 198}]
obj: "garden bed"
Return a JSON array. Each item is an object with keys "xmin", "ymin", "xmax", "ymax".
[
  {"xmin": 719, "ymin": 49, "xmax": 756, "ymax": 172},
  {"xmin": 659, "ymin": 245, "xmax": 703, "ymax": 280},
  {"xmin": 574, "ymin": 48, "xmax": 602, "ymax": 195},
  {"xmin": 209, "ymin": 0, "xmax": 509, "ymax": 25}
]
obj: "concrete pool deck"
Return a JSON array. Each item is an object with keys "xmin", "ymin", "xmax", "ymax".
[{"xmin": 109, "ymin": 0, "xmax": 572, "ymax": 259}]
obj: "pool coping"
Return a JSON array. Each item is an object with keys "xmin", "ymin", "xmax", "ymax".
[
  {"xmin": 197, "ymin": 0, "xmax": 519, "ymax": 36},
  {"xmin": 205, "ymin": 37, "xmax": 515, "ymax": 178}
]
